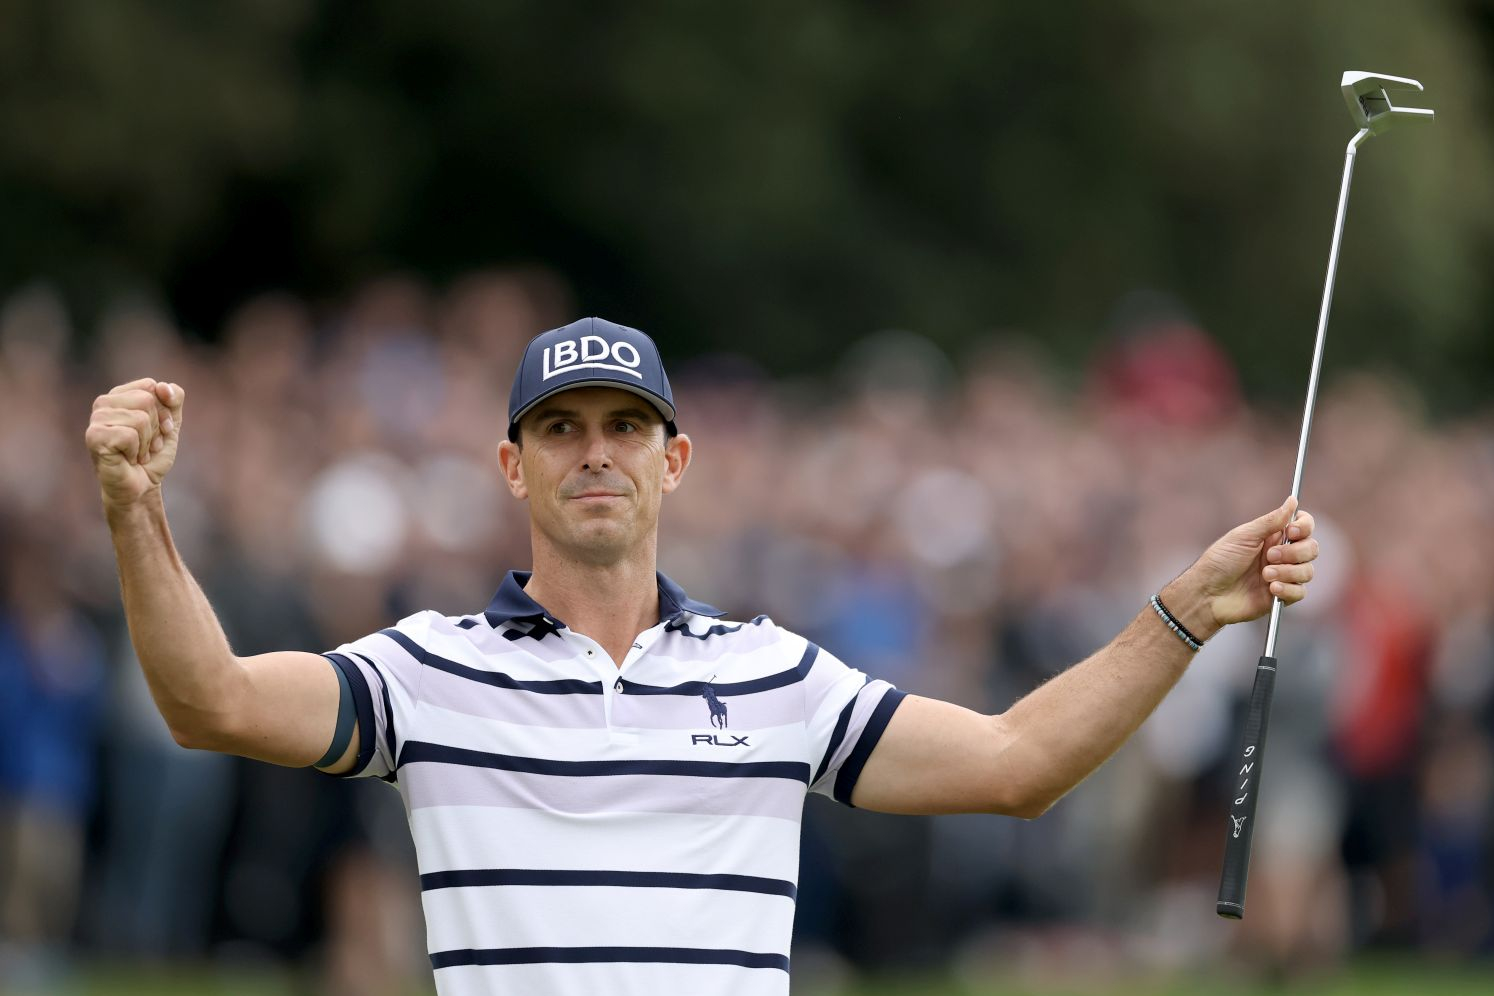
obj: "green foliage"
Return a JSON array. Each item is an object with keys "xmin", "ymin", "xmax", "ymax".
[{"xmin": 0, "ymin": 1, "xmax": 1489, "ymax": 403}]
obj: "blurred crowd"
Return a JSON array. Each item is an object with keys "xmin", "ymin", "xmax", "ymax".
[{"xmin": 1, "ymin": 270, "xmax": 1492, "ymax": 992}]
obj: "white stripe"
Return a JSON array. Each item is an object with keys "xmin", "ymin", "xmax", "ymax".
[
  {"xmin": 635, "ymin": 646, "xmax": 803, "ymax": 678},
  {"xmin": 470, "ymin": 627, "xmax": 592, "ymax": 666},
  {"xmin": 433, "ymin": 962, "xmax": 788, "ymax": 996},
  {"xmin": 386, "ymin": 625, "xmax": 589, "ymax": 674},
  {"xmin": 611, "ymin": 684, "xmax": 805, "ymax": 731},
  {"xmin": 405, "ymin": 768, "xmax": 805, "ymax": 822},
  {"xmin": 419, "ymin": 703, "xmax": 811, "ymax": 764},
  {"xmin": 409, "ymin": 806, "xmax": 804, "ymax": 883},
  {"xmin": 422, "ymin": 885, "xmax": 792, "ymax": 955}
]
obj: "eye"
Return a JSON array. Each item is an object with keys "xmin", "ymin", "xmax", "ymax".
[
  {"xmin": 546, "ymin": 420, "xmax": 575, "ymax": 434},
  {"xmin": 613, "ymin": 420, "xmax": 638, "ymax": 433}
]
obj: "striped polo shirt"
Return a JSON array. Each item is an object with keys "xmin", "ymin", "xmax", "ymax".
[{"xmin": 324, "ymin": 570, "xmax": 905, "ymax": 996}]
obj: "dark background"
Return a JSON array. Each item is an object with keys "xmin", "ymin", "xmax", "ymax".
[{"xmin": 2, "ymin": 0, "xmax": 1490, "ymax": 403}]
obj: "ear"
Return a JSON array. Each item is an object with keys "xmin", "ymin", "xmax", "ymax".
[
  {"xmin": 497, "ymin": 438, "xmax": 528, "ymax": 500},
  {"xmin": 660, "ymin": 432, "xmax": 692, "ymax": 495}
]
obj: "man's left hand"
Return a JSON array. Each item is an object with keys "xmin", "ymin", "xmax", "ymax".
[{"xmin": 1163, "ymin": 497, "xmax": 1318, "ymax": 642}]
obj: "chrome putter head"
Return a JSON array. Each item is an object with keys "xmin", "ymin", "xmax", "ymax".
[{"xmin": 1341, "ymin": 72, "xmax": 1435, "ymax": 136}]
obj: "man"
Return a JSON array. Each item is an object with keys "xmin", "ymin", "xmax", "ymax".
[{"xmin": 87, "ymin": 316, "xmax": 1318, "ymax": 995}]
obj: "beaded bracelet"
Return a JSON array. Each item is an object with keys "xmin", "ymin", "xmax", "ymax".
[{"xmin": 1150, "ymin": 593, "xmax": 1204, "ymax": 652}]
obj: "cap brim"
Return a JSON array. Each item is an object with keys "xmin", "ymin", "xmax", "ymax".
[{"xmin": 510, "ymin": 378, "xmax": 677, "ymax": 429}]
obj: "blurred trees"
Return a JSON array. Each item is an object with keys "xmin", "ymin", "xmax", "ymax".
[{"xmin": 0, "ymin": 0, "xmax": 1490, "ymax": 405}]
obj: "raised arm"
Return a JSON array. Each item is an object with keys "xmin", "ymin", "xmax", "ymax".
[
  {"xmin": 851, "ymin": 498, "xmax": 1317, "ymax": 817},
  {"xmin": 87, "ymin": 378, "xmax": 357, "ymax": 771}
]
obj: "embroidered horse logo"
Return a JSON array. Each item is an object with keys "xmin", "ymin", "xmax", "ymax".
[
  {"xmin": 701, "ymin": 677, "xmax": 728, "ymax": 730},
  {"xmin": 1230, "ymin": 814, "xmax": 1248, "ymax": 839}
]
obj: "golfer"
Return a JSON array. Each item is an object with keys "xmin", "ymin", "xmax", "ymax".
[{"xmin": 86, "ymin": 317, "xmax": 1318, "ymax": 996}]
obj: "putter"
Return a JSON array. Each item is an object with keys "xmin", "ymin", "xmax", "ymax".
[{"xmin": 1216, "ymin": 72, "xmax": 1433, "ymax": 921}]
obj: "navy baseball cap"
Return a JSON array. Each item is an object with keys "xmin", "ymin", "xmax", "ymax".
[{"xmin": 507, "ymin": 317, "xmax": 677, "ymax": 442}]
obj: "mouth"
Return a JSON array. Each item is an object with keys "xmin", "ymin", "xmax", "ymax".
[{"xmin": 569, "ymin": 492, "xmax": 626, "ymax": 504}]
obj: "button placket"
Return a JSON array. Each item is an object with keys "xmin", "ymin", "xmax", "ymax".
[
  {"xmin": 626, "ymin": 624, "xmax": 666, "ymax": 666},
  {"xmin": 605, "ymin": 670, "xmax": 639, "ymax": 746},
  {"xmin": 564, "ymin": 635, "xmax": 615, "ymax": 729}
]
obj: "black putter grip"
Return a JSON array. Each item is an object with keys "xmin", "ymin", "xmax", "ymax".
[{"xmin": 1216, "ymin": 655, "xmax": 1277, "ymax": 919}]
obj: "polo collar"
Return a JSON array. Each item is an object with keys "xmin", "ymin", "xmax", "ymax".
[
  {"xmin": 656, "ymin": 571, "xmax": 727, "ymax": 621},
  {"xmin": 484, "ymin": 569, "xmax": 725, "ymax": 630}
]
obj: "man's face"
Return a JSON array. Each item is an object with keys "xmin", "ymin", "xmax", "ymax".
[{"xmin": 497, "ymin": 387, "xmax": 691, "ymax": 565}]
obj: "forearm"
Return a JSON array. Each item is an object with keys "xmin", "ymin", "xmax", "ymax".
[
  {"xmin": 106, "ymin": 491, "xmax": 245, "ymax": 742},
  {"xmin": 996, "ymin": 581, "xmax": 1209, "ymax": 815},
  {"xmin": 852, "ymin": 500, "xmax": 1314, "ymax": 818}
]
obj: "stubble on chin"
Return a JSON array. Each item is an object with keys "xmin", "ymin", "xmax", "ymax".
[{"xmin": 540, "ymin": 506, "xmax": 636, "ymax": 565}]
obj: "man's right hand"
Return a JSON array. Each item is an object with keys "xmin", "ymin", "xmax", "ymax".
[
  {"xmin": 86, "ymin": 376, "xmax": 351, "ymax": 770},
  {"xmin": 86, "ymin": 378, "xmax": 185, "ymax": 508}
]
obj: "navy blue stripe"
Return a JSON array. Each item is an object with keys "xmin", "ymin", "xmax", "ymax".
[
  {"xmin": 378, "ymin": 629, "xmax": 602, "ymax": 695},
  {"xmin": 420, "ymin": 868, "xmax": 797, "ymax": 899},
  {"xmin": 322, "ymin": 653, "xmax": 377, "ymax": 778},
  {"xmin": 399, "ymin": 740, "xmax": 810, "ymax": 783},
  {"xmin": 620, "ymin": 641, "xmax": 819, "ymax": 697},
  {"xmin": 812, "ymin": 677, "xmax": 867, "ymax": 786},
  {"xmin": 661, "ymin": 614, "xmax": 769, "ymax": 641},
  {"xmin": 352, "ymin": 652, "xmax": 398, "ymax": 777},
  {"xmin": 313, "ymin": 655, "xmax": 355, "ymax": 768},
  {"xmin": 430, "ymin": 946, "xmax": 789, "ymax": 972},
  {"xmin": 833, "ymin": 688, "xmax": 908, "ymax": 807}
]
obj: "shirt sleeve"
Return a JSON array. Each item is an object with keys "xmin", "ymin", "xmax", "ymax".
[
  {"xmin": 802, "ymin": 641, "xmax": 906, "ymax": 806},
  {"xmin": 319, "ymin": 610, "xmax": 433, "ymax": 782}
]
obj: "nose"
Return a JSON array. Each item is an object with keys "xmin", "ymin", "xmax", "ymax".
[{"xmin": 580, "ymin": 427, "xmax": 612, "ymax": 471}]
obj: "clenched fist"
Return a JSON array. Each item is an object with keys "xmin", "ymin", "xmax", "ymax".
[{"xmin": 86, "ymin": 378, "xmax": 185, "ymax": 508}]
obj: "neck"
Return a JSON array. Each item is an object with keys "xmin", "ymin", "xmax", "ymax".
[{"xmin": 521, "ymin": 534, "xmax": 662, "ymax": 667}]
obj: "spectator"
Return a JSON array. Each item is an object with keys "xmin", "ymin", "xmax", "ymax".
[{"xmin": 0, "ymin": 274, "xmax": 1490, "ymax": 986}]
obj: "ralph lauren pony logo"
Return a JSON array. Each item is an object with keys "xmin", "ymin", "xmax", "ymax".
[
  {"xmin": 701, "ymin": 677, "xmax": 728, "ymax": 729},
  {"xmin": 689, "ymin": 677, "xmax": 749, "ymax": 746}
]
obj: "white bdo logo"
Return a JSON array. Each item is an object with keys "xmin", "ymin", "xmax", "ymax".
[{"xmin": 542, "ymin": 335, "xmax": 644, "ymax": 381}]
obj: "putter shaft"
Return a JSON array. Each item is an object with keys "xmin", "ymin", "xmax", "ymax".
[{"xmin": 1262, "ymin": 126, "xmax": 1370, "ymax": 658}]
